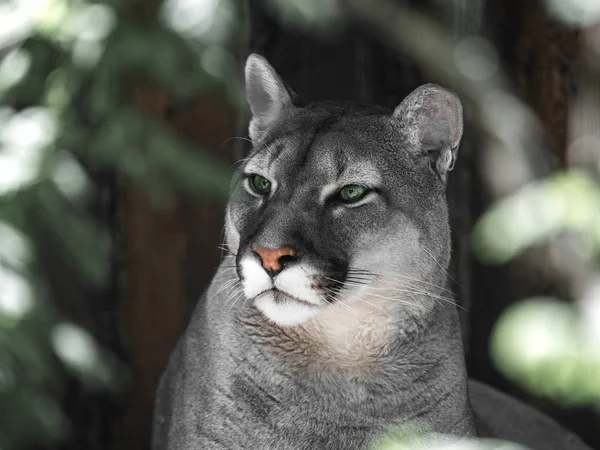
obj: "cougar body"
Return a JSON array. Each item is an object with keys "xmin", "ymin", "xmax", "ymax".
[{"xmin": 152, "ymin": 54, "xmax": 591, "ymax": 450}]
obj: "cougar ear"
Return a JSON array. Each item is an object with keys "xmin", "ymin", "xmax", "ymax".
[
  {"xmin": 245, "ymin": 53, "xmax": 294, "ymax": 142},
  {"xmin": 393, "ymin": 84, "xmax": 463, "ymax": 181}
]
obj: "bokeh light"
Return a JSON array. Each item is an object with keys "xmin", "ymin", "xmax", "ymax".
[
  {"xmin": 580, "ymin": 279, "xmax": 600, "ymax": 349},
  {"xmin": 370, "ymin": 428, "xmax": 529, "ymax": 450},
  {"xmin": 51, "ymin": 323, "xmax": 99, "ymax": 372},
  {"xmin": 161, "ymin": 0, "xmax": 235, "ymax": 43},
  {"xmin": 0, "ymin": 48, "xmax": 31, "ymax": 92},
  {"xmin": 68, "ymin": 4, "xmax": 115, "ymax": 42},
  {"xmin": 491, "ymin": 298, "xmax": 600, "ymax": 405},
  {"xmin": 455, "ymin": 37, "xmax": 499, "ymax": 81},
  {"xmin": 51, "ymin": 322, "xmax": 116, "ymax": 388},
  {"xmin": 0, "ymin": 222, "xmax": 31, "ymax": 269},
  {"xmin": 543, "ymin": 0, "xmax": 600, "ymax": 27},
  {"xmin": 51, "ymin": 152, "xmax": 90, "ymax": 201},
  {"xmin": 474, "ymin": 170, "xmax": 600, "ymax": 264},
  {"xmin": 0, "ymin": 107, "xmax": 56, "ymax": 194},
  {"xmin": 266, "ymin": 0, "xmax": 343, "ymax": 33},
  {"xmin": 0, "ymin": 267, "xmax": 34, "ymax": 324},
  {"xmin": 0, "ymin": 1, "xmax": 34, "ymax": 45}
]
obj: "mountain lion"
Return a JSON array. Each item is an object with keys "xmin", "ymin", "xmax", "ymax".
[{"xmin": 152, "ymin": 54, "xmax": 591, "ymax": 450}]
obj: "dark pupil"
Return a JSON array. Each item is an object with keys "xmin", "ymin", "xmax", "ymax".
[{"xmin": 347, "ymin": 188, "xmax": 359, "ymax": 197}]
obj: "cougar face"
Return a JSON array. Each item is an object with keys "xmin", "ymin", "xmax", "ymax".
[{"xmin": 225, "ymin": 54, "xmax": 463, "ymax": 327}]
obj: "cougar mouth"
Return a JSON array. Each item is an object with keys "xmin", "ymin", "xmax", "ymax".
[{"xmin": 255, "ymin": 288, "xmax": 317, "ymax": 306}]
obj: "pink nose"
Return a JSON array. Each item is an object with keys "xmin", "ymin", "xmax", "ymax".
[{"xmin": 252, "ymin": 246, "xmax": 296, "ymax": 273}]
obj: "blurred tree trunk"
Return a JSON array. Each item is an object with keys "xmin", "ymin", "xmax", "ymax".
[
  {"xmin": 117, "ymin": 84, "xmax": 238, "ymax": 450},
  {"xmin": 113, "ymin": 0, "xmax": 243, "ymax": 446}
]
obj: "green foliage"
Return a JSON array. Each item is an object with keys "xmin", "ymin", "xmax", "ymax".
[
  {"xmin": 475, "ymin": 169, "xmax": 600, "ymax": 407},
  {"xmin": 369, "ymin": 425, "xmax": 529, "ymax": 450},
  {"xmin": 0, "ymin": 0, "xmax": 242, "ymax": 447},
  {"xmin": 265, "ymin": 0, "xmax": 345, "ymax": 35},
  {"xmin": 473, "ymin": 170, "xmax": 600, "ymax": 265},
  {"xmin": 491, "ymin": 298, "xmax": 600, "ymax": 406}
]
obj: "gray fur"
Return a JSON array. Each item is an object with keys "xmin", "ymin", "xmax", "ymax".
[{"xmin": 152, "ymin": 55, "xmax": 591, "ymax": 450}]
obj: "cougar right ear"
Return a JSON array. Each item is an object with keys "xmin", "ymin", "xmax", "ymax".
[
  {"xmin": 393, "ymin": 84, "xmax": 463, "ymax": 182},
  {"xmin": 245, "ymin": 54, "xmax": 294, "ymax": 142}
]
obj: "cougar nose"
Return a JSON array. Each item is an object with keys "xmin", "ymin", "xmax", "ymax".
[{"xmin": 252, "ymin": 246, "xmax": 297, "ymax": 274}]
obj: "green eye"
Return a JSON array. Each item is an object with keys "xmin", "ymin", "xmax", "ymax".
[
  {"xmin": 250, "ymin": 174, "xmax": 271, "ymax": 194},
  {"xmin": 339, "ymin": 185, "xmax": 367, "ymax": 203}
]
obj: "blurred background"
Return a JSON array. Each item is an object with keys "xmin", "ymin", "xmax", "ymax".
[{"xmin": 1, "ymin": 0, "xmax": 600, "ymax": 449}]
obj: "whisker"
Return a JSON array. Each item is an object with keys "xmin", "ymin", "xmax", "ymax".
[
  {"xmin": 322, "ymin": 288, "xmax": 362, "ymax": 319},
  {"xmin": 215, "ymin": 278, "xmax": 239, "ymax": 296},
  {"xmin": 344, "ymin": 274, "xmax": 374, "ymax": 282},
  {"xmin": 406, "ymin": 292, "xmax": 434, "ymax": 312},
  {"xmin": 225, "ymin": 286, "xmax": 243, "ymax": 305},
  {"xmin": 377, "ymin": 279, "xmax": 467, "ymax": 312},
  {"xmin": 228, "ymin": 292, "xmax": 245, "ymax": 312},
  {"xmin": 218, "ymin": 244, "xmax": 238, "ymax": 257},
  {"xmin": 334, "ymin": 278, "xmax": 461, "ymax": 311},
  {"xmin": 347, "ymin": 270, "xmax": 376, "ymax": 276},
  {"xmin": 421, "ymin": 246, "xmax": 460, "ymax": 286},
  {"xmin": 375, "ymin": 272, "xmax": 455, "ymax": 295},
  {"xmin": 230, "ymin": 156, "xmax": 251, "ymax": 169},
  {"xmin": 325, "ymin": 285, "xmax": 409, "ymax": 316},
  {"xmin": 226, "ymin": 287, "xmax": 245, "ymax": 310},
  {"xmin": 221, "ymin": 285, "xmax": 242, "ymax": 303},
  {"xmin": 354, "ymin": 271, "xmax": 461, "ymax": 306},
  {"xmin": 357, "ymin": 291, "xmax": 427, "ymax": 309},
  {"xmin": 324, "ymin": 276, "xmax": 371, "ymax": 286},
  {"xmin": 354, "ymin": 296, "xmax": 391, "ymax": 314},
  {"xmin": 221, "ymin": 136, "xmax": 253, "ymax": 147},
  {"xmin": 379, "ymin": 278, "xmax": 465, "ymax": 309},
  {"xmin": 242, "ymin": 290, "xmax": 252, "ymax": 308},
  {"xmin": 251, "ymin": 129, "xmax": 273, "ymax": 142}
]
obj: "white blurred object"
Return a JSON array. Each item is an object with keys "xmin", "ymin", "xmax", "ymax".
[
  {"xmin": 266, "ymin": 0, "xmax": 341, "ymax": 31},
  {"xmin": 161, "ymin": 0, "xmax": 220, "ymax": 38},
  {"xmin": 374, "ymin": 433, "xmax": 529, "ymax": 450},
  {"xmin": 0, "ymin": 1, "xmax": 34, "ymax": 46},
  {"xmin": 579, "ymin": 278, "xmax": 600, "ymax": 349},
  {"xmin": 71, "ymin": 38, "xmax": 104, "ymax": 68},
  {"xmin": 0, "ymin": 107, "xmax": 57, "ymax": 194},
  {"xmin": 51, "ymin": 323, "xmax": 99, "ymax": 372},
  {"xmin": 0, "ymin": 47, "xmax": 31, "ymax": 91},
  {"xmin": 0, "ymin": 221, "xmax": 30, "ymax": 268},
  {"xmin": 481, "ymin": 89, "xmax": 538, "ymax": 196},
  {"xmin": 492, "ymin": 299, "xmax": 577, "ymax": 372},
  {"xmin": 455, "ymin": 37, "xmax": 498, "ymax": 81},
  {"xmin": 544, "ymin": 0, "xmax": 600, "ymax": 27},
  {"xmin": 68, "ymin": 3, "xmax": 115, "ymax": 67},
  {"xmin": 440, "ymin": 440, "xmax": 528, "ymax": 450},
  {"xmin": 567, "ymin": 136, "xmax": 600, "ymax": 169},
  {"xmin": 52, "ymin": 152, "xmax": 90, "ymax": 201},
  {"xmin": 68, "ymin": 3, "xmax": 115, "ymax": 42},
  {"xmin": 201, "ymin": 45, "xmax": 233, "ymax": 78},
  {"xmin": 0, "ymin": 265, "xmax": 34, "ymax": 320}
]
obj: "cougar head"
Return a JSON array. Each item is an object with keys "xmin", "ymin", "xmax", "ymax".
[{"xmin": 224, "ymin": 54, "xmax": 463, "ymax": 327}]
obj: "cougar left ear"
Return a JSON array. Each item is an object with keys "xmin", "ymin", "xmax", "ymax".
[
  {"xmin": 245, "ymin": 53, "xmax": 294, "ymax": 142},
  {"xmin": 393, "ymin": 84, "xmax": 463, "ymax": 181}
]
